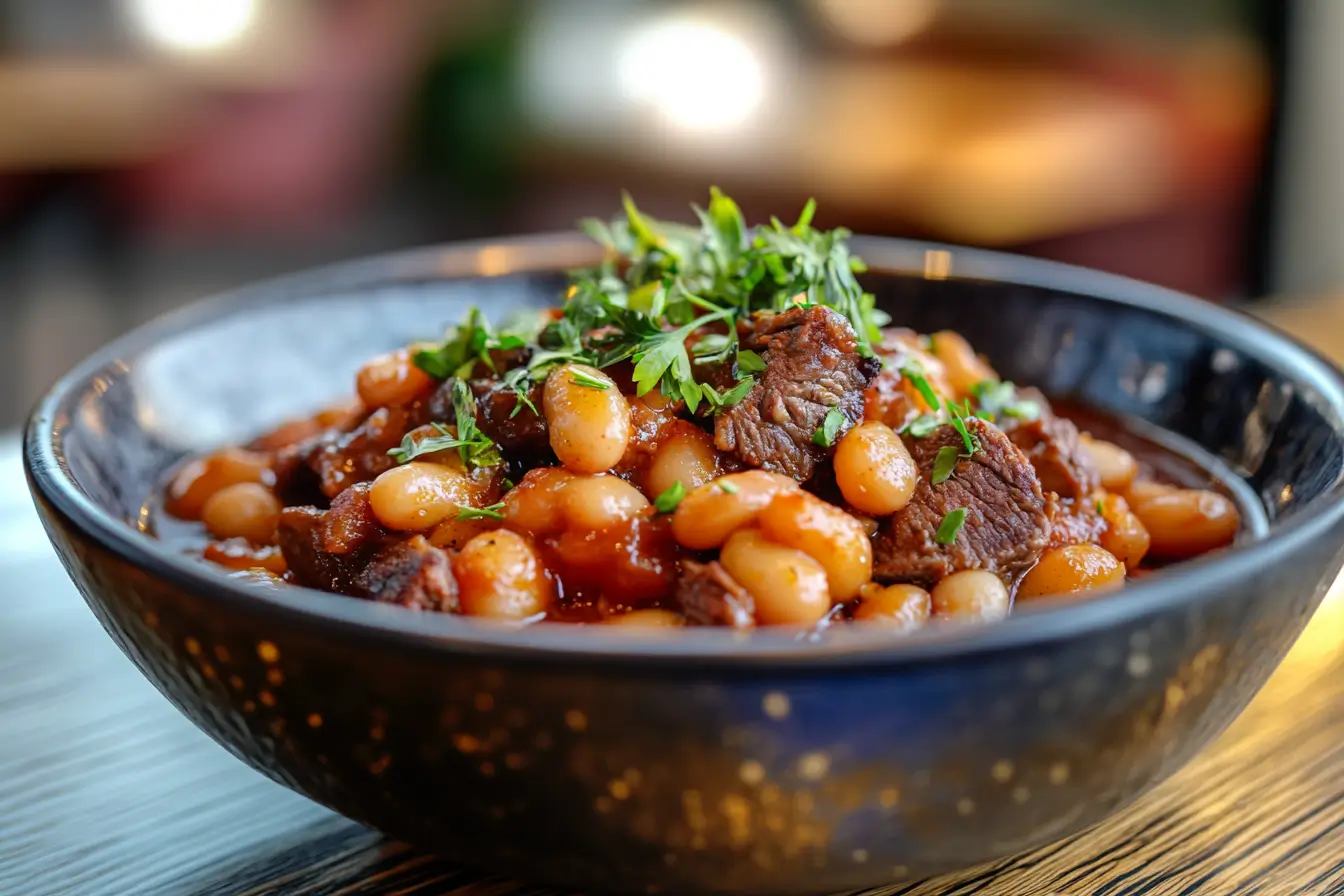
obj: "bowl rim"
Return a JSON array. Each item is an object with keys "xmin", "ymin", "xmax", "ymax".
[{"xmin": 23, "ymin": 231, "xmax": 1344, "ymax": 669}]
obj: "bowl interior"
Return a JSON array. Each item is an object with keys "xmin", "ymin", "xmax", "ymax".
[{"xmin": 28, "ymin": 235, "xmax": 1344, "ymax": 658}]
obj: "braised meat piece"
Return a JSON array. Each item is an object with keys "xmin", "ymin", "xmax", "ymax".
[
  {"xmin": 1045, "ymin": 494, "xmax": 1107, "ymax": 550},
  {"xmin": 355, "ymin": 536, "xmax": 458, "ymax": 611},
  {"xmin": 675, "ymin": 560, "xmax": 755, "ymax": 628},
  {"xmin": 1005, "ymin": 414, "xmax": 1100, "ymax": 500},
  {"xmin": 274, "ymin": 406, "xmax": 414, "ymax": 504},
  {"xmin": 873, "ymin": 418, "xmax": 1050, "ymax": 584},
  {"xmin": 715, "ymin": 306, "xmax": 880, "ymax": 481},
  {"xmin": 278, "ymin": 508, "xmax": 377, "ymax": 595}
]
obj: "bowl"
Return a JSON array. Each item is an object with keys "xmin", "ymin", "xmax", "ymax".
[{"xmin": 24, "ymin": 234, "xmax": 1344, "ymax": 894}]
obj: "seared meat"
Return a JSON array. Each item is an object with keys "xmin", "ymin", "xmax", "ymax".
[
  {"xmin": 278, "ymin": 490, "xmax": 457, "ymax": 611},
  {"xmin": 355, "ymin": 536, "xmax": 458, "ymax": 611},
  {"xmin": 715, "ymin": 306, "xmax": 880, "ymax": 481},
  {"xmin": 873, "ymin": 418, "xmax": 1050, "ymax": 584},
  {"xmin": 319, "ymin": 482, "xmax": 383, "ymax": 554},
  {"xmin": 675, "ymin": 560, "xmax": 755, "ymax": 628},
  {"xmin": 1005, "ymin": 414, "xmax": 1099, "ymax": 500},
  {"xmin": 275, "ymin": 406, "xmax": 413, "ymax": 504},
  {"xmin": 1045, "ymin": 494, "xmax": 1107, "ymax": 549},
  {"xmin": 278, "ymin": 506, "xmax": 379, "ymax": 595}
]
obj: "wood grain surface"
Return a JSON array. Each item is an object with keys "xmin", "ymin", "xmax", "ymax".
[{"xmin": 4, "ymin": 308, "xmax": 1344, "ymax": 896}]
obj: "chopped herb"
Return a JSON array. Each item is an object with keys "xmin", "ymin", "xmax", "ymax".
[
  {"xmin": 904, "ymin": 414, "xmax": 941, "ymax": 438},
  {"xmin": 654, "ymin": 481, "xmax": 687, "ymax": 513},
  {"xmin": 931, "ymin": 446, "xmax": 961, "ymax": 484},
  {"xmin": 387, "ymin": 422, "xmax": 462, "ymax": 465},
  {"xmin": 701, "ymin": 376, "xmax": 756, "ymax": 410},
  {"xmin": 456, "ymin": 502, "xmax": 506, "ymax": 521},
  {"xmin": 737, "ymin": 349, "xmax": 766, "ymax": 373},
  {"xmin": 812, "ymin": 406, "xmax": 847, "ymax": 447},
  {"xmin": 717, "ymin": 480, "xmax": 739, "ymax": 494},
  {"xmin": 970, "ymin": 379, "xmax": 1040, "ymax": 422},
  {"xmin": 934, "ymin": 508, "xmax": 968, "ymax": 545},
  {"xmin": 946, "ymin": 399, "xmax": 981, "ymax": 456},
  {"xmin": 1095, "ymin": 498, "xmax": 1106, "ymax": 515},
  {"xmin": 414, "ymin": 307, "xmax": 521, "ymax": 380},
  {"xmin": 569, "ymin": 369, "xmax": 610, "ymax": 390},
  {"xmin": 386, "ymin": 380, "xmax": 501, "ymax": 468},
  {"xmin": 901, "ymin": 364, "xmax": 942, "ymax": 411}
]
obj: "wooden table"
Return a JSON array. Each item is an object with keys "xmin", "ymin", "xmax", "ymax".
[{"xmin": 4, "ymin": 304, "xmax": 1344, "ymax": 896}]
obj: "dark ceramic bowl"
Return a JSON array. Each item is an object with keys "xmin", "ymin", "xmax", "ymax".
[{"xmin": 24, "ymin": 234, "xmax": 1344, "ymax": 894}]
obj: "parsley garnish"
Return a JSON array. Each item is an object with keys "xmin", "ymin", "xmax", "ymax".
[
  {"xmin": 387, "ymin": 380, "xmax": 500, "ymax": 469},
  {"xmin": 411, "ymin": 190, "xmax": 887, "ymax": 428},
  {"xmin": 903, "ymin": 414, "xmax": 941, "ymax": 438},
  {"xmin": 737, "ymin": 349, "xmax": 766, "ymax": 373},
  {"xmin": 569, "ymin": 368, "xmax": 610, "ymax": 390},
  {"xmin": 901, "ymin": 364, "xmax": 941, "ymax": 411},
  {"xmin": 812, "ymin": 406, "xmax": 846, "ymax": 447},
  {"xmin": 414, "ymin": 308, "xmax": 526, "ymax": 380},
  {"xmin": 457, "ymin": 502, "xmax": 506, "ymax": 521},
  {"xmin": 654, "ymin": 481, "xmax": 686, "ymax": 513},
  {"xmin": 717, "ymin": 480, "xmax": 739, "ymax": 494},
  {"xmin": 945, "ymin": 399, "xmax": 981, "ymax": 456},
  {"xmin": 1095, "ymin": 498, "xmax": 1106, "ymax": 515},
  {"xmin": 970, "ymin": 380, "xmax": 1040, "ymax": 422},
  {"xmin": 934, "ymin": 508, "xmax": 968, "ymax": 544},
  {"xmin": 931, "ymin": 446, "xmax": 961, "ymax": 484}
]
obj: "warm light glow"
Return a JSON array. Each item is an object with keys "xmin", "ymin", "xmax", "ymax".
[
  {"xmin": 617, "ymin": 17, "xmax": 766, "ymax": 131},
  {"xmin": 813, "ymin": 0, "xmax": 939, "ymax": 48},
  {"xmin": 128, "ymin": 0, "xmax": 258, "ymax": 52}
]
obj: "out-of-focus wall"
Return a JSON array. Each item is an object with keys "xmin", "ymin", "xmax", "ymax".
[{"xmin": 1274, "ymin": 0, "xmax": 1344, "ymax": 298}]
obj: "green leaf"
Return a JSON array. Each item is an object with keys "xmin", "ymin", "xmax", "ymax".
[
  {"xmin": 717, "ymin": 479, "xmax": 739, "ymax": 494},
  {"xmin": 904, "ymin": 414, "xmax": 941, "ymax": 438},
  {"xmin": 934, "ymin": 508, "xmax": 968, "ymax": 545},
  {"xmin": 457, "ymin": 502, "xmax": 506, "ymax": 521},
  {"xmin": 569, "ymin": 369, "xmax": 610, "ymax": 390},
  {"xmin": 931, "ymin": 446, "xmax": 960, "ymax": 484},
  {"xmin": 793, "ymin": 197, "xmax": 816, "ymax": 233},
  {"xmin": 448, "ymin": 379, "xmax": 502, "ymax": 469},
  {"xmin": 971, "ymin": 379, "xmax": 1040, "ymax": 422},
  {"xmin": 387, "ymin": 422, "xmax": 463, "ymax": 465},
  {"xmin": 737, "ymin": 349, "xmax": 766, "ymax": 373},
  {"xmin": 946, "ymin": 399, "xmax": 981, "ymax": 456},
  {"xmin": 1095, "ymin": 498, "xmax": 1106, "ymax": 515},
  {"xmin": 812, "ymin": 406, "xmax": 846, "ymax": 447},
  {"xmin": 654, "ymin": 481, "xmax": 686, "ymax": 514},
  {"xmin": 901, "ymin": 364, "xmax": 942, "ymax": 411}
]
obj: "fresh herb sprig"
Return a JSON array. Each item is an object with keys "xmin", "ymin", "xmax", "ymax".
[
  {"xmin": 970, "ymin": 380, "xmax": 1040, "ymax": 423},
  {"xmin": 386, "ymin": 380, "xmax": 500, "ymax": 469},
  {"xmin": 812, "ymin": 407, "xmax": 846, "ymax": 447},
  {"xmin": 414, "ymin": 189, "xmax": 889, "ymax": 424},
  {"xmin": 457, "ymin": 502, "xmax": 506, "ymax": 521},
  {"xmin": 935, "ymin": 508, "xmax": 968, "ymax": 544}
]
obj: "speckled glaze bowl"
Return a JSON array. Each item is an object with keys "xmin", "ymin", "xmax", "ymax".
[{"xmin": 24, "ymin": 235, "xmax": 1344, "ymax": 894}]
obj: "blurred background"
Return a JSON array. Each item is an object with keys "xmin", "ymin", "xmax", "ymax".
[{"xmin": 0, "ymin": 0, "xmax": 1334, "ymax": 426}]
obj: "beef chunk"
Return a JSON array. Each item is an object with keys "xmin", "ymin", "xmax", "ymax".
[
  {"xmin": 278, "ymin": 506, "xmax": 379, "ymax": 595},
  {"xmin": 320, "ymin": 482, "xmax": 383, "ymax": 554},
  {"xmin": 675, "ymin": 560, "xmax": 755, "ymax": 628},
  {"xmin": 715, "ymin": 306, "xmax": 880, "ymax": 481},
  {"xmin": 1005, "ymin": 414, "xmax": 1099, "ymax": 500},
  {"xmin": 355, "ymin": 536, "xmax": 459, "ymax": 611},
  {"xmin": 275, "ymin": 406, "xmax": 413, "ymax": 504},
  {"xmin": 873, "ymin": 418, "xmax": 1050, "ymax": 583},
  {"xmin": 1045, "ymin": 494, "xmax": 1106, "ymax": 549}
]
